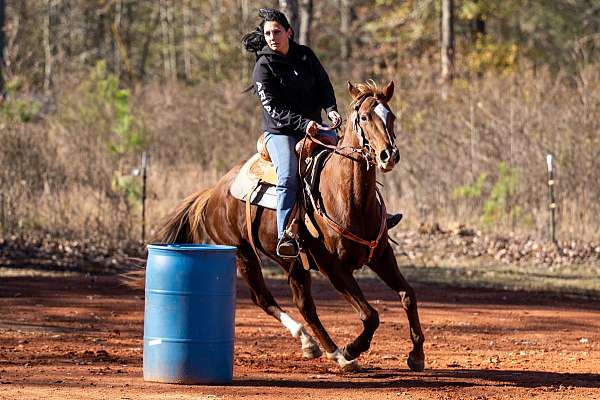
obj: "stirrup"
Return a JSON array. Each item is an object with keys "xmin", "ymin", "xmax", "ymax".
[{"xmin": 276, "ymin": 236, "xmax": 300, "ymax": 259}]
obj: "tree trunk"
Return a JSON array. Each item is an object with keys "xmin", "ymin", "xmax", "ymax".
[
  {"xmin": 471, "ymin": 15, "xmax": 486, "ymax": 40},
  {"xmin": 279, "ymin": 0, "xmax": 299, "ymax": 39},
  {"xmin": 113, "ymin": 0, "xmax": 123, "ymax": 79},
  {"xmin": 182, "ymin": 0, "xmax": 192, "ymax": 81},
  {"xmin": 298, "ymin": 0, "xmax": 313, "ymax": 46},
  {"xmin": 340, "ymin": 0, "xmax": 353, "ymax": 61},
  {"xmin": 159, "ymin": 0, "xmax": 176, "ymax": 81},
  {"xmin": 0, "ymin": 0, "xmax": 5, "ymax": 96},
  {"xmin": 209, "ymin": 0, "xmax": 221, "ymax": 79},
  {"xmin": 440, "ymin": 0, "xmax": 455, "ymax": 84},
  {"xmin": 43, "ymin": 0, "xmax": 56, "ymax": 94},
  {"xmin": 138, "ymin": 6, "xmax": 160, "ymax": 80},
  {"xmin": 240, "ymin": 0, "xmax": 250, "ymax": 80}
]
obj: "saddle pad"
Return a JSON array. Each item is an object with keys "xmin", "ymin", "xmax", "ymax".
[{"xmin": 230, "ymin": 154, "xmax": 278, "ymax": 210}]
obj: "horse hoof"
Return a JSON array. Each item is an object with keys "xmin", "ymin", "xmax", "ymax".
[
  {"xmin": 302, "ymin": 345, "xmax": 322, "ymax": 359},
  {"xmin": 341, "ymin": 359, "xmax": 361, "ymax": 373},
  {"xmin": 327, "ymin": 348, "xmax": 361, "ymax": 372},
  {"xmin": 407, "ymin": 353, "xmax": 425, "ymax": 372}
]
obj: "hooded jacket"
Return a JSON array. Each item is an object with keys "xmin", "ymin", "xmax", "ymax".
[{"xmin": 252, "ymin": 41, "xmax": 338, "ymax": 135}]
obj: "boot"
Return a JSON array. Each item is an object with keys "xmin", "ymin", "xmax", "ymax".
[{"xmin": 386, "ymin": 213, "xmax": 403, "ymax": 230}]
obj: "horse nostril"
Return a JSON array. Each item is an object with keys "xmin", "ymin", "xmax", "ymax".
[{"xmin": 379, "ymin": 149, "xmax": 391, "ymax": 163}]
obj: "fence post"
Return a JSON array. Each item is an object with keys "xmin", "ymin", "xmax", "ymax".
[
  {"xmin": 546, "ymin": 154, "xmax": 557, "ymax": 245},
  {"xmin": 0, "ymin": 192, "xmax": 4, "ymax": 234},
  {"xmin": 141, "ymin": 151, "xmax": 148, "ymax": 244}
]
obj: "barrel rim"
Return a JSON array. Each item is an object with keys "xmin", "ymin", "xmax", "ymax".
[{"xmin": 147, "ymin": 243, "xmax": 237, "ymax": 252}]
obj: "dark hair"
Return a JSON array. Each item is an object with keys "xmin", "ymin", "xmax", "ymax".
[{"xmin": 242, "ymin": 8, "xmax": 292, "ymax": 55}]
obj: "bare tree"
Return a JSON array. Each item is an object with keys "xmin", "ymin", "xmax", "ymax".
[
  {"xmin": 182, "ymin": 0, "xmax": 193, "ymax": 81},
  {"xmin": 0, "ymin": 0, "xmax": 5, "ymax": 96},
  {"xmin": 340, "ymin": 0, "xmax": 353, "ymax": 60},
  {"xmin": 298, "ymin": 0, "xmax": 312, "ymax": 46},
  {"xmin": 278, "ymin": 0, "xmax": 299, "ymax": 38},
  {"xmin": 440, "ymin": 0, "xmax": 455, "ymax": 84},
  {"xmin": 43, "ymin": 0, "xmax": 56, "ymax": 94},
  {"xmin": 159, "ymin": 0, "xmax": 176, "ymax": 81},
  {"xmin": 209, "ymin": 0, "xmax": 221, "ymax": 78}
]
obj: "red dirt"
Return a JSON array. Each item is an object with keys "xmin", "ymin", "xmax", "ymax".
[{"xmin": 0, "ymin": 274, "xmax": 599, "ymax": 400}]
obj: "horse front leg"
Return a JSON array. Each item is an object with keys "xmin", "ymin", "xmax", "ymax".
[
  {"xmin": 321, "ymin": 264, "xmax": 380, "ymax": 369},
  {"xmin": 368, "ymin": 243, "xmax": 426, "ymax": 372},
  {"xmin": 287, "ymin": 261, "xmax": 343, "ymax": 361}
]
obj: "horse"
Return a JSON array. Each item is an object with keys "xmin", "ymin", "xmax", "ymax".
[{"xmin": 152, "ymin": 80, "xmax": 425, "ymax": 372}]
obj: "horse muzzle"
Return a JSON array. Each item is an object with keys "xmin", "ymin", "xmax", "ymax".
[{"xmin": 377, "ymin": 147, "xmax": 400, "ymax": 172}]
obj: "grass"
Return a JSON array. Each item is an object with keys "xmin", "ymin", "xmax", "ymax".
[
  {"xmin": 395, "ymin": 259, "xmax": 600, "ymax": 299},
  {"xmin": 261, "ymin": 255, "xmax": 600, "ymax": 299}
]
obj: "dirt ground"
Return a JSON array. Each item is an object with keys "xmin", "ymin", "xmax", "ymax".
[{"xmin": 0, "ymin": 273, "xmax": 599, "ymax": 400}]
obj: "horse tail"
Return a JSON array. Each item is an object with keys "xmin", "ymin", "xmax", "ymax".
[
  {"xmin": 155, "ymin": 187, "xmax": 214, "ymax": 244},
  {"xmin": 121, "ymin": 187, "xmax": 214, "ymax": 289}
]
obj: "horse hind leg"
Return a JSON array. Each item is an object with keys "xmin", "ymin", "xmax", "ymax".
[
  {"xmin": 368, "ymin": 243, "xmax": 426, "ymax": 372},
  {"xmin": 237, "ymin": 245, "xmax": 321, "ymax": 359}
]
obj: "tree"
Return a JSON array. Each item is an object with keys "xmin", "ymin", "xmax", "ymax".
[
  {"xmin": 440, "ymin": 0, "xmax": 455, "ymax": 83},
  {"xmin": 0, "ymin": 0, "xmax": 5, "ymax": 96},
  {"xmin": 340, "ymin": 0, "xmax": 353, "ymax": 61},
  {"xmin": 279, "ymin": 0, "xmax": 299, "ymax": 39},
  {"xmin": 298, "ymin": 0, "xmax": 313, "ymax": 46},
  {"xmin": 43, "ymin": 0, "xmax": 57, "ymax": 94},
  {"xmin": 159, "ymin": 0, "xmax": 176, "ymax": 81}
]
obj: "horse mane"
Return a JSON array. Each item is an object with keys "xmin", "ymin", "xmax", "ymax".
[{"xmin": 349, "ymin": 80, "xmax": 386, "ymax": 109}]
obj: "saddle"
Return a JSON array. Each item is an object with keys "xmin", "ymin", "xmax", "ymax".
[
  {"xmin": 229, "ymin": 133, "xmax": 337, "ymax": 210},
  {"xmin": 229, "ymin": 133, "xmax": 337, "ymax": 268}
]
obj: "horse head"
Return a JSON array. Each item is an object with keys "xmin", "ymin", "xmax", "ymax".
[{"xmin": 347, "ymin": 81, "xmax": 400, "ymax": 172}]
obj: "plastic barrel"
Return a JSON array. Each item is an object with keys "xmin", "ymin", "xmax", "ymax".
[{"xmin": 143, "ymin": 244, "xmax": 237, "ymax": 384}]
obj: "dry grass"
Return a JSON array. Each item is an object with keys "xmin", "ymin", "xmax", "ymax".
[{"xmin": 1, "ymin": 63, "xmax": 599, "ymax": 244}]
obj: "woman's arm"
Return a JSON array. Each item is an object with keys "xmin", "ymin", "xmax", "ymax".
[{"xmin": 252, "ymin": 60, "xmax": 311, "ymax": 133}]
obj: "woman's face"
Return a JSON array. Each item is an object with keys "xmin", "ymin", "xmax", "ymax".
[{"xmin": 263, "ymin": 21, "xmax": 292, "ymax": 55}]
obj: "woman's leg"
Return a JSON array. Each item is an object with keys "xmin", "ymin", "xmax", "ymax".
[{"xmin": 264, "ymin": 132, "xmax": 301, "ymax": 239}]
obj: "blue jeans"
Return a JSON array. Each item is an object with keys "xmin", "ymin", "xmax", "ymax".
[{"xmin": 264, "ymin": 130, "xmax": 337, "ymax": 239}]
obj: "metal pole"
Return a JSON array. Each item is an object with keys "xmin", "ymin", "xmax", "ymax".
[
  {"xmin": 546, "ymin": 154, "xmax": 556, "ymax": 244},
  {"xmin": 141, "ymin": 151, "xmax": 148, "ymax": 244}
]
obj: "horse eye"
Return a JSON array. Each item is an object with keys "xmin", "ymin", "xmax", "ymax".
[{"xmin": 360, "ymin": 115, "xmax": 368, "ymax": 122}]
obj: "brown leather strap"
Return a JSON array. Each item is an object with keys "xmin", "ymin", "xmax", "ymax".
[
  {"xmin": 299, "ymin": 251, "xmax": 311, "ymax": 271},
  {"xmin": 315, "ymin": 188, "xmax": 387, "ymax": 264},
  {"xmin": 245, "ymin": 184, "xmax": 262, "ymax": 264}
]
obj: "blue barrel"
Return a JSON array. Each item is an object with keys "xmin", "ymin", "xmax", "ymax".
[{"xmin": 143, "ymin": 244, "xmax": 237, "ymax": 384}]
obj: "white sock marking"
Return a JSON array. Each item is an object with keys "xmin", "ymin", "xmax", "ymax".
[{"xmin": 279, "ymin": 312, "xmax": 303, "ymax": 338}]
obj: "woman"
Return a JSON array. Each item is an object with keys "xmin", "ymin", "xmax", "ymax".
[
  {"xmin": 242, "ymin": 8, "xmax": 340, "ymax": 258},
  {"xmin": 243, "ymin": 9, "xmax": 401, "ymax": 258}
]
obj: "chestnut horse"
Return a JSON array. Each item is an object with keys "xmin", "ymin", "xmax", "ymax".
[{"xmin": 155, "ymin": 81, "xmax": 425, "ymax": 372}]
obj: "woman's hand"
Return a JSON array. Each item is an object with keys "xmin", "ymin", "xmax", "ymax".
[{"xmin": 327, "ymin": 110, "xmax": 342, "ymax": 128}]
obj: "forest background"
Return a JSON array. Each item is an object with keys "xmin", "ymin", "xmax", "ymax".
[{"xmin": 0, "ymin": 0, "xmax": 598, "ymax": 247}]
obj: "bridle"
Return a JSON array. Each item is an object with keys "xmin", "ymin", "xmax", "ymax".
[{"xmin": 308, "ymin": 94, "xmax": 397, "ymax": 170}]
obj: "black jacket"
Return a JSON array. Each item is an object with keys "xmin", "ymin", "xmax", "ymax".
[{"xmin": 252, "ymin": 41, "xmax": 338, "ymax": 135}]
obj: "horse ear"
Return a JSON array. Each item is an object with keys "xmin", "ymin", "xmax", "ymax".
[
  {"xmin": 382, "ymin": 81, "xmax": 394, "ymax": 102},
  {"xmin": 347, "ymin": 81, "xmax": 361, "ymax": 100}
]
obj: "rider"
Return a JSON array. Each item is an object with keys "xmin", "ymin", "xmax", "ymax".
[{"xmin": 243, "ymin": 8, "xmax": 402, "ymax": 258}]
